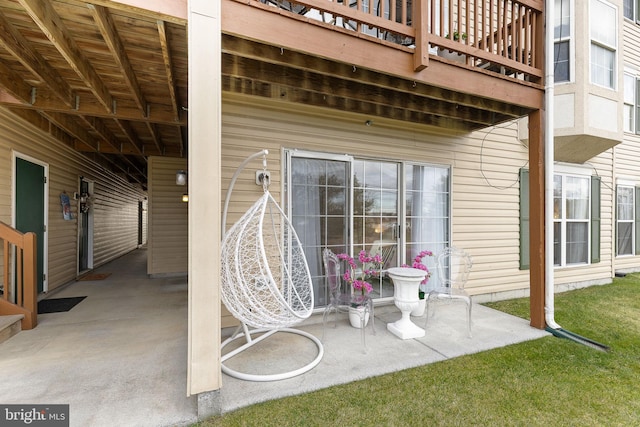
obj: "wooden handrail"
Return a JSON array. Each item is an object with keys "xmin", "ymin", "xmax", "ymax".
[{"xmin": 0, "ymin": 221, "xmax": 37, "ymax": 330}]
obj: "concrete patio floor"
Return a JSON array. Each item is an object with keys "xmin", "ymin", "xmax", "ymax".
[{"xmin": 0, "ymin": 248, "xmax": 549, "ymax": 426}]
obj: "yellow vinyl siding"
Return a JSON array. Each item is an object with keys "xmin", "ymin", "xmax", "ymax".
[
  {"xmin": 614, "ymin": 19, "xmax": 640, "ymax": 272},
  {"xmin": 220, "ymin": 94, "xmax": 617, "ymax": 327},
  {"xmin": 220, "ymin": 96, "xmax": 529, "ymax": 325},
  {"xmin": 147, "ymin": 156, "xmax": 188, "ymax": 276},
  {"xmin": 614, "ymin": 135, "xmax": 640, "ymax": 273},
  {"xmin": 0, "ymin": 107, "xmax": 146, "ymax": 293}
]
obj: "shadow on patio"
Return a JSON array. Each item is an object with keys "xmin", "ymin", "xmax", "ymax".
[{"xmin": 0, "ymin": 248, "xmax": 548, "ymax": 425}]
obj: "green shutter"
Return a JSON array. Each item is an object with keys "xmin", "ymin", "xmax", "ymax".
[
  {"xmin": 520, "ymin": 168, "xmax": 530, "ymax": 270},
  {"xmin": 591, "ymin": 176, "xmax": 601, "ymax": 264},
  {"xmin": 635, "ymin": 187, "xmax": 640, "ymax": 255}
]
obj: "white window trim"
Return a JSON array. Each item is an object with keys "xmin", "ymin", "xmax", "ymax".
[
  {"xmin": 617, "ymin": 178, "xmax": 637, "ymax": 187},
  {"xmin": 623, "ymin": 68, "xmax": 636, "ymax": 133},
  {"xmin": 553, "ymin": 166, "xmax": 592, "ymax": 267},
  {"xmin": 554, "ymin": 162, "xmax": 592, "ymax": 175},
  {"xmin": 623, "ymin": 0, "xmax": 640, "ymax": 22},
  {"xmin": 554, "ymin": 0, "xmax": 575, "ymax": 84},
  {"xmin": 616, "ymin": 183, "xmax": 636, "ymax": 257}
]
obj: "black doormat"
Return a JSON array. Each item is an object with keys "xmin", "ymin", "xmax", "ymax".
[{"xmin": 38, "ymin": 296, "xmax": 87, "ymax": 314}]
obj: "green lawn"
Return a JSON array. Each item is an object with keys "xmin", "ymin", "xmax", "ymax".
[{"xmin": 197, "ymin": 274, "xmax": 640, "ymax": 426}]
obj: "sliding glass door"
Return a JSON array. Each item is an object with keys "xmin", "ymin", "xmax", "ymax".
[
  {"xmin": 286, "ymin": 150, "xmax": 450, "ymax": 308},
  {"xmin": 405, "ymin": 163, "xmax": 450, "ymax": 291}
]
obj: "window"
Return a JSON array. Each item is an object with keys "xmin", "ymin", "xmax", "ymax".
[
  {"xmin": 286, "ymin": 150, "xmax": 450, "ymax": 308},
  {"xmin": 519, "ymin": 169, "xmax": 601, "ymax": 269},
  {"xmin": 617, "ymin": 186, "xmax": 635, "ymax": 255},
  {"xmin": 554, "ymin": 0, "xmax": 571, "ymax": 83},
  {"xmin": 554, "ymin": 174, "xmax": 591, "ymax": 265},
  {"xmin": 590, "ymin": 0, "xmax": 617, "ymax": 89},
  {"xmin": 623, "ymin": 0, "xmax": 640, "ymax": 20},
  {"xmin": 624, "ymin": 0, "xmax": 632, "ymax": 19},
  {"xmin": 624, "ymin": 70, "xmax": 640, "ymax": 135},
  {"xmin": 624, "ymin": 72, "xmax": 635, "ymax": 133},
  {"xmin": 616, "ymin": 184, "xmax": 640, "ymax": 256}
]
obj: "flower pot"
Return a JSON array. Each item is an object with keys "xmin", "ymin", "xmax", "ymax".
[
  {"xmin": 386, "ymin": 267, "xmax": 427, "ymax": 339},
  {"xmin": 411, "ymin": 298, "xmax": 426, "ymax": 317},
  {"xmin": 348, "ymin": 306, "xmax": 370, "ymax": 328}
]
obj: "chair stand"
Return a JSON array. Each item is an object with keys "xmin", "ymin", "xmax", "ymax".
[
  {"xmin": 221, "ymin": 323, "xmax": 324, "ymax": 382},
  {"xmin": 425, "ymin": 295, "xmax": 473, "ymax": 338},
  {"xmin": 322, "ymin": 300, "xmax": 375, "ymax": 353}
]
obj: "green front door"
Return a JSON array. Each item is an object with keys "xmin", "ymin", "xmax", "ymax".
[{"xmin": 15, "ymin": 158, "xmax": 46, "ymax": 293}]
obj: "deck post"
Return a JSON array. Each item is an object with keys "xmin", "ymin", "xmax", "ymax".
[
  {"xmin": 22, "ymin": 232, "xmax": 37, "ymax": 329},
  {"xmin": 187, "ymin": 0, "xmax": 222, "ymax": 417},
  {"xmin": 528, "ymin": 108, "xmax": 546, "ymax": 329},
  {"xmin": 413, "ymin": 0, "xmax": 428, "ymax": 71}
]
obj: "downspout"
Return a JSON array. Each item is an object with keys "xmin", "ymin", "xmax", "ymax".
[
  {"xmin": 542, "ymin": 1, "xmax": 608, "ymax": 352},
  {"xmin": 544, "ymin": 0, "xmax": 561, "ymax": 330}
]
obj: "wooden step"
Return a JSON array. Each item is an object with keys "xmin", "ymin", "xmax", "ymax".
[{"xmin": 0, "ymin": 314, "xmax": 24, "ymax": 344}]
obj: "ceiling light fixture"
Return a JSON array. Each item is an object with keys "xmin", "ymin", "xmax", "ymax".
[{"xmin": 176, "ymin": 170, "xmax": 187, "ymax": 186}]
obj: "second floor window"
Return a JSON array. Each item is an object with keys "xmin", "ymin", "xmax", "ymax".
[
  {"xmin": 590, "ymin": 0, "xmax": 617, "ymax": 89},
  {"xmin": 623, "ymin": 0, "xmax": 640, "ymax": 20},
  {"xmin": 624, "ymin": 72, "xmax": 635, "ymax": 133},
  {"xmin": 554, "ymin": 0, "xmax": 571, "ymax": 82}
]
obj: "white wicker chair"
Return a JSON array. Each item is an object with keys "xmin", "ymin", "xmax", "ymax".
[{"xmin": 220, "ymin": 150, "xmax": 323, "ymax": 381}]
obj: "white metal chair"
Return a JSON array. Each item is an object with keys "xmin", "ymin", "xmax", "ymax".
[
  {"xmin": 425, "ymin": 247, "xmax": 473, "ymax": 337},
  {"xmin": 322, "ymin": 248, "xmax": 375, "ymax": 352}
]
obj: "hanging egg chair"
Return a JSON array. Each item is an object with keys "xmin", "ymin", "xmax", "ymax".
[{"xmin": 220, "ymin": 150, "xmax": 323, "ymax": 381}]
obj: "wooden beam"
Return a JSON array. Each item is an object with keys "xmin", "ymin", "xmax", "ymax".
[
  {"xmin": 157, "ymin": 20, "xmax": 181, "ymax": 123},
  {"xmin": 528, "ymin": 108, "xmax": 545, "ymax": 329},
  {"xmin": 0, "ymin": 62, "xmax": 33, "ymax": 104},
  {"xmin": 88, "ymin": 4, "xmax": 147, "ymax": 114},
  {"xmin": 0, "ymin": 87, "xmax": 185, "ymax": 124},
  {"xmin": 221, "ymin": 1, "xmax": 544, "ymax": 110},
  {"xmin": 222, "ymin": 75, "xmax": 511, "ymax": 131},
  {"xmin": 7, "ymin": 106, "xmax": 142, "ymax": 184},
  {"xmin": 114, "ymin": 118, "xmax": 145, "ymax": 156},
  {"xmin": 42, "ymin": 111, "xmax": 101, "ymax": 152},
  {"xmin": 7, "ymin": 107, "xmax": 74, "ymax": 147},
  {"xmin": 146, "ymin": 122, "xmax": 164, "ymax": 154},
  {"xmin": 0, "ymin": 10, "xmax": 74, "ymax": 107},
  {"xmin": 78, "ymin": 115, "xmax": 146, "ymax": 178},
  {"xmin": 176, "ymin": 124, "xmax": 185, "ymax": 156},
  {"xmin": 91, "ymin": 0, "xmax": 187, "ymax": 23},
  {"xmin": 18, "ymin": 0, "xmax": 113, "ymax": 113},
  {"xmin": 222, "ymin": 54, "xmax": 519, "ymax": 127},
  {"xmin": 222, "ymin": 35, "xmax": 532, "ymax": 118}
]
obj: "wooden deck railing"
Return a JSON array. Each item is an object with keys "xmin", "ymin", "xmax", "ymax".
[
  {"xmin": 249, "ymin": 0, "xmax": 543, "ymax": 82},
  {"xmin": 0, "ymin": 221, "xmax": 37, "ymax": 329}
]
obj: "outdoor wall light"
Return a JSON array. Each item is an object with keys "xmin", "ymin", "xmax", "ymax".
[
  {"xmin": 176, "ymin": 170, "xmax": 187, "ymax": 186},
  {"xmin": 182, "ymin": 193, "xmax": 189, "ymax": 203}
]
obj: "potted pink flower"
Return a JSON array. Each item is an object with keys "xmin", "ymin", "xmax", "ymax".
[
  {"xmin": 402, "ymin": 249, "xmax": 433, "ymax": 316},
  {"xmin": 337, "ymin": 250, "xmax": 383, "ymax": 300},
  {"xmin": 337, "ymin": 250, "xmax": 383, "ymax": 327}
]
